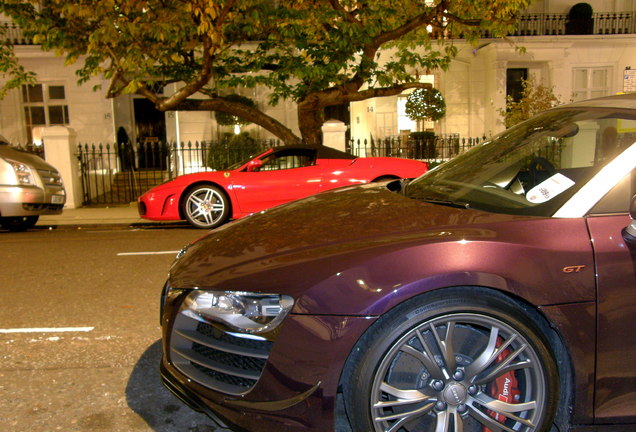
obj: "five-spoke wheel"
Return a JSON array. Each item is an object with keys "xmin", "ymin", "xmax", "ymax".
[
  {"xmin": 344, "ymin": 289, "xmax": 559, "ymax": 432},
  {"xmin": 182, "ymin": 185, "xmax": 229, "ymax": 229}
]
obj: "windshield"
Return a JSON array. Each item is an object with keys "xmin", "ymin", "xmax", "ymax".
[{"xmin": 405, "ymin": 108, "xmax": 636, "ymax": 216}]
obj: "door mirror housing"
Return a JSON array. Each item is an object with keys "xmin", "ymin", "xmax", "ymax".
[
  {"xmin": 247, "ymin": 159, "xmax": 263, "ymax": 172},
  {"xmin": 625, "ymin": 194, "xmax": 636, "ymax": 240}
]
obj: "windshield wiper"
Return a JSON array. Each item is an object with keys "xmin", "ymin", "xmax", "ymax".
[{"xmin": 420, "ymin": 198, "xmax": 471, "ymax": 209}]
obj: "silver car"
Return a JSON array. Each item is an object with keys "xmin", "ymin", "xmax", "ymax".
[{"xmin": 0, "ymin": 139, "xmax": 65, "ymax": 231}]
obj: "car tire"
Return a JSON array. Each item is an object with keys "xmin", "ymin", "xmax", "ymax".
[
  {"xmin": 181, "ymin": 184, "xmax": 230, "ymax": 229},
  {"xmin": 343, "ymin": 287, "xmax": 559, "ymax": 432},
  {"xmin": 0, "ymin": 216, "xmax": 39, "ymax": 232}
]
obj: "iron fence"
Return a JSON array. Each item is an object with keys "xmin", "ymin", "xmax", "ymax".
[
  {"xmin": 76, "ymin": 135, "xmax": 486, "ymax": 205},
  {"xmin": 348, "ymin": 135, "xmax": 487, "ymax": 165},
  {"xmin": 76, "ymin": 139, "xmax": 278, "ymax": 205}
]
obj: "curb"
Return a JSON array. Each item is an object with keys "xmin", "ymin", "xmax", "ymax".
[{"xmin": 33, "ymin": 221, "xmax": 192, "ymax": 231}]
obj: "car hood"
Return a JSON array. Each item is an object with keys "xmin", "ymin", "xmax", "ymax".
[
  {"xmin": 0, "ymin": 144, "xmax": 58, "ymax": 171},
  {"xmin": 169, "ymin": 184, "xmax": 527, "ymax": 290}
]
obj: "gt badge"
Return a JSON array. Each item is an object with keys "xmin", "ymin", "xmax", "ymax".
[{"xmin": 563, "ymin": 265, "xmax": 585, "ymax": 273}]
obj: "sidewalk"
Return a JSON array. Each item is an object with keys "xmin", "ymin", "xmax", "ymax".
[{"xmin": 36, "ymin": 204, "xmax": 187, "ymax": 229}]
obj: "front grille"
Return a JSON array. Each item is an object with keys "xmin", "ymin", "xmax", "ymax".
[
  {"xmin": 170, "ymin": 313, "xmax": 273, "ymax": 395},
  {"xmin": 22, "ymin": 203, "xmax": 64, "ymax": 211},
  {"xmin": 36, "ymin": 168, "xmax": 63, "ymax": 187}
]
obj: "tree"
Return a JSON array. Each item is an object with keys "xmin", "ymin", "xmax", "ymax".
[
  {"xmin": 0, "ymin": 0, "xmax": 531, "ymax": 145},
  {"xmin": 214, "ymin": 94, "xmax": 257, "ymax": 128},
  {"xmin": 405, "ymin": 87, "xmax": 446, "ymax": 129},
  {"xmin": 499, "ymin": 76, "xmax": 562, "ymax": 127}
]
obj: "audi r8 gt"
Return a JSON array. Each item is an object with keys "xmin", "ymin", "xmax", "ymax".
[
  {"xmin": 159, "ymin": 94, "xmax": 636, "ymax": 431},
  {"xmin": 138, "ymin": 145, "xmax": 428, "ymax": 229}
]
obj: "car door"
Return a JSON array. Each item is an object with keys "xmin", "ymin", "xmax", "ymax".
[
  {"xmin": 230, "ymin": 148, "xmax": 323, "ymax": 214},
  {"xmin": 586, "ymin": 169, "xmax": 636, "ymax": 424}
]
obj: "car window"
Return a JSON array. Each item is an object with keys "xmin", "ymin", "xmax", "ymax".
[
  {"xmin": 405, "ymin": 109, "xmax": 636, "ymax": 217},
  {"xmin": 589, "ymin": 169, "xmax": 635, "ymax": 215},
  {"xmin": 257, "ymin": 149, "xmax": 316, "ymax": 171}
]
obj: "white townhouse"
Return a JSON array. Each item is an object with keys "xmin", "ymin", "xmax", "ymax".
[{"xmin": 0, "ymin": 1, "xmax": 634, "ymax": 206}]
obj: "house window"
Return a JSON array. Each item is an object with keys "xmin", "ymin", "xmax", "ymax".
[
  {"xmin": 506, "ymin": 68, "xmax": 528, "ymax": 103},
  {"xmin": 22, "ymin": 83, "xmax": 70, "ymax": 143},
  {"xmin": 572, "ymin": 67, "xmax": 610, "ymax": 101}
]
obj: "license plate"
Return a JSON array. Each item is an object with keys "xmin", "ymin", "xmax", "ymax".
[{"xmin": 51, "ymin": 195, "xmax": 64, "ymax": 204}]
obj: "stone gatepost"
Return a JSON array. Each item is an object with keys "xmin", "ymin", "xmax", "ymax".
[
  {"xmin": 42, "ymin": 126, "xmax": 82, "ymax": 209},
  {"xmin": 321, "ymin": 119, "xmax": 348, "ymax": 152}
]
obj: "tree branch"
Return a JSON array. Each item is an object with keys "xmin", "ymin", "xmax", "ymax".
[
  {"xmin": 327, "ymin": 0, "xmax": 360, "ymax": 24},
  {"xmin": 156, "ymin": 36, "xmax": 216, "ymax": 110},
  {"xmin": 348, "ymin": 1, "xmax": 447, "ymax": 92},
  {"xmin": 175, "ymin": 97, "xmax": 301, "ymax": 144},
  {"xmin": 349, "ymin": 82, "xmax": 431, "ymax": 102}
]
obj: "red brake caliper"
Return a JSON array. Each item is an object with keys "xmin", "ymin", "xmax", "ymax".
[{"xmin": 482, "ymin": 337, "xmax": 520, "ymax": 432}]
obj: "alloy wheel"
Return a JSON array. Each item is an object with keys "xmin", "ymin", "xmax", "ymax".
[
  {"xmin": 184, "ymin": 186, "xmax": 227, "ymax": 228},
  {"xmin": 370, "ymin": 313, "xmax": 548, "ymax": 432}
]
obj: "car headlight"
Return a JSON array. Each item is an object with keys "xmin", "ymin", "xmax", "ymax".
[
  {"xmin": 6, "ymin": 158, "xmax": 34, "ymax": 185},
  {"xmin": 181, "ymin": 290, "xmax": 294, "ymax": 335}
]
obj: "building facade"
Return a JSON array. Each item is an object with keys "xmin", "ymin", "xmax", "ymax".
[
  {"xmin": 352, "ymin": 0, "xmax": 636, "ymax": 142},
  {"xmin": 1, "ymin": 0, "xmax": 635, "ymax": 150}
]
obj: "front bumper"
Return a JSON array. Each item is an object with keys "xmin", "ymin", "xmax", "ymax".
[
  {"xmin": 161, "ymin": 312, "xmax": 376, "ymax": 431},
  {"xmin": 160, "ymin": 361, "xmax": 234, "ymax": 430},
  {"xmin": 138, "ymin": 189, "xmax": 181, "ymax": 221},
  {"xmin": 0, "ymin": 185, "xmax": 65, "ymax": 217}
]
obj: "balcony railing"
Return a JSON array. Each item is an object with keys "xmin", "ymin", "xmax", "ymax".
[
  {"xmin": 431, "ymin": 11, "xmax": 635, "ymax": 38},
  {"xmin": 1, "ymin": 11, "xmax": 635, "ymax": 47},
  {"xmin": 0, "ymin": 22, "xmax": 31, "ymax": 45},
  {"xmin": 512, "ymin": 12, "xmax": 635, "ymax": 36}
]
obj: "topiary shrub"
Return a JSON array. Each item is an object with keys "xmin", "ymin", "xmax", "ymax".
[{"xmin": 405, "ymin": 88, "xmax": 446, "ymax": 123}]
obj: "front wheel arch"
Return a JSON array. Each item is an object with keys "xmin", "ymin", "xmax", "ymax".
[
  {"xmin": 371, "ymin": 175, "xmax": 400, "ymax": 183},
  {"xmin": 340, "ymin": 286, "xmax": 571, "ymax": 432},
  {"xmin": 179, "ymin": 182, "xmax": 232, "ymax": 229}
]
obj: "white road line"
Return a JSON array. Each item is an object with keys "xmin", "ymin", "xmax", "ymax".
[
  {"xmin": 117, "ymin": 251, "xmax": 179, "ymax": 256},
  {"xmin": 0, "ymin": 327, "xmax": 95, "ymax": 334}
]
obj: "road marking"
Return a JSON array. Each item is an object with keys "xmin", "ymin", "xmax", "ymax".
[
  {"xmin": 0, "ymin": 326, "xmax": 95, "ymax": 334},
  {"xmin": 117, "ymin": 250, "xmax": 179, "ymax": 256}
]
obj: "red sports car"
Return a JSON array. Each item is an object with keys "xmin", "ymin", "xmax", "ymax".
[{"xmin": 138, "ymin": 145, "xmax": 428, "ymax": 228}]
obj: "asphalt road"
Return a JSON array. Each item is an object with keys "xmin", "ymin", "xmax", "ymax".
[{"xmin": 0, "ymin": 227, "xmax": 227, "ymax": 432}]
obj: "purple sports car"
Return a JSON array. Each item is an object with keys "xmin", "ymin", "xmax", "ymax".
[{"xmin": 160, "ymin": 94, "xmax": 636, "ymax": 432}]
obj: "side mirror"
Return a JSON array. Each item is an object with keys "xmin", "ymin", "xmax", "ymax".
[
  {"xmin": 627, "ymin": 194, "xmax": 636, "ymax": 238},
  {"xmin": 247, "ymin": 159, "xmax": 263, "ymax": 172}
]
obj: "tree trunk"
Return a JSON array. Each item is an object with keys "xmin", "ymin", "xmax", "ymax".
[
  {"xmin": 297, "ymin": 97, "xmax": 328, "ymax": 146},
  {"xmin": 164, "ymin": 98, "xmax": 302, "ymax": 144},
  {"xmin": 298, "ymin": 109, "xmax": 324, "ymax": 146}
]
